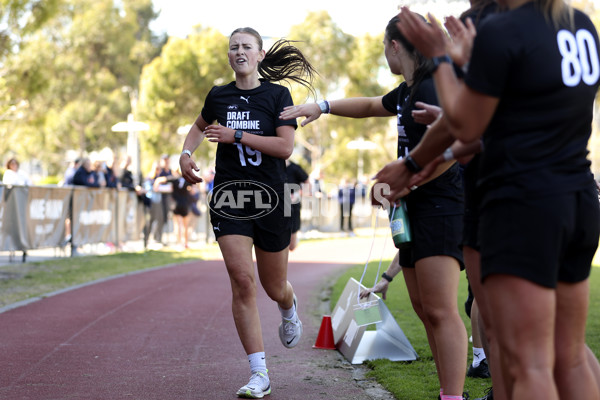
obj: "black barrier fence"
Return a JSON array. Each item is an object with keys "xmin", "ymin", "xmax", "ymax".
[
  {"xmin": 0, "ymin": 185, "xmax": 145, "ymax": 253},
  {"xmin": 0, "ymin": 183, "xmax": 389, "ymax": 260}
]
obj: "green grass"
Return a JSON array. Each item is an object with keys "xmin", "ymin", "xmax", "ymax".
[
  {"xmin": 0, "ymin": 245, "xmax": 222, "ymax": 308},
  {"xmin": 330, "ymin": 261, "xmax": 600, "ymax": 400}
]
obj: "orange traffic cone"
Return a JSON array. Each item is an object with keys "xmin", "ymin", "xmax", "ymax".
[{"xmin": 313, "ymin": 315, "xmax": 336, "ymax": 349}]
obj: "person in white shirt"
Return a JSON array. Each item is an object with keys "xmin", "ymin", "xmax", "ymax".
[{"xmin": 3, "ymin": 158, "xmax": 31, "ymax": 186}]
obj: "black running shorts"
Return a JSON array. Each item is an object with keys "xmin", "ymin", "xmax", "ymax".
[
  {"xmin": 399, "ymin": 214, "xmax": 465, "ymax": 270},
  {"xmin": 209, "ymin": 202, "xmax": 291, "ymax": 253},
  {"xmin": 479, "ymin": 185, "xmax": 600, "ymax": 288}
]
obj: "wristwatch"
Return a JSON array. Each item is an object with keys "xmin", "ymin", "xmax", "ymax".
[
  {"xmin": 234, "ymin": 130, "xmax": 244, "ymax": 143},
  {"xmin": 404, "ymin": 154, "xmax": 423, "ymax": 173},
  {"xmin": 382, "ymin": 272, "xmax": 393, "ymax": 283},
  {"xmin": 431, "ymin": 54, "xmax": 452, "ymax": 72},
  {"xmin": 181, "ymin": 149, "xmax": 192, "ymax": 158},
  {"xmin": 317, "ymin": 100, "xmax": 330, "ymax": 114}
]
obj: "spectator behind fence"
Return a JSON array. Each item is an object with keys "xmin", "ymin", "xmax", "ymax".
[
  {"xmin": 3, "ymin": 158, "xmax": 31, "ymax": 186},
  {"xmin": 169, "ymin": 170, "xmax": 194, "ymax": 249},
  {"xmin": 203, "ymin": 168, "xmax": 215, "ymax": 194},
  {"xmin": 62, "ymin": 158, "xmax": 82, "ymax": 186},
  {"xmin": 73, "ymin": 158, "xmax": 103, "ymax": 188},
  {"xmin": 92, "ymin": 160, "xmax": 108, "ymax": 188},
  {"xmin": 338, "ymin": 178, "xmax": 356, "ymax": 234},
  {"xmin": 155, "ymin": 155, "xmax": 174, "ymax": 244},
  {"xmin": 120, "ymin": 155, "xmax": 149, "ymax": 207},
  {"xmin": 104, "ymin": 155, "xmax": 119, "ymax": 189},
  {"xmin": 120, "ymin": 155, "xmax": 135, "ymax": 191},
  {"xmin": 143, "ymin": 161, "xmax": 173, "ymax": 249}
]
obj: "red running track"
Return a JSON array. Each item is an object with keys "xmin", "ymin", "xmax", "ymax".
[{"xmin": 0, "ymin": 235, "xmax": 396, "ymax": 400}]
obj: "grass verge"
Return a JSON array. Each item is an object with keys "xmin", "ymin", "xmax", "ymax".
[
  {"xmin": 330, "ymin": 261, "xmax": 600, "ymax": 400},
  {"xmin": 0, "ymin": 245, "xmax": 222, "ymax": 308}
]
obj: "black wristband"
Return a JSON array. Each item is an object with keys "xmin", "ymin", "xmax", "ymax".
[
  {"xmin": 382, "ymin": 272, "xmax": 393, "ymax": 283},
  {"xmin": 431, "ymin": 54, "xmax": 452, "ymax": 73},
  {"xmin": 234, "ymin": 129, "xmax": 243, "ymax": 144},
  {"xmin": 404, "ymin": 155, "xmax": 423, "ymax": 173}
]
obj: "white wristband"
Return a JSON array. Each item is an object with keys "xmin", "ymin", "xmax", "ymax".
[
  {"xmin": 181, "ymin": 149, "xmax": 192, "ymax": 158},
  {"xmin": 317, "ymin": 100, "xmax": 330, "ymax": 114},
  {"xmin": 443, "ymin": 147, "xmax": 454, "ymax": 162}
]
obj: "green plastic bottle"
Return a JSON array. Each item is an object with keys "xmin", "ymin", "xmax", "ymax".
[{"xmin": 388, "ymin": 201, "xmax": 411, "ymax": 249}]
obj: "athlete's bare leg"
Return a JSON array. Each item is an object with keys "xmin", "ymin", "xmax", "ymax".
[
  {"xmin": 218, "ymin": 235, "xmax": 264, "ymax": 355},
  {"xmin": 463, "ymin": 246, "xmax": 508, "ymax": 400},
  {"xmin": 485, "ymin": 274, "xmax": 558, "ymax": 400},
  {"xmin": 406, "ymin": 255, "xmax": 467, "ymax": 397},
  {"xmin": 403, "ymin": 267, "xmax": 441, "ymax": 378},
  {"xmin": 255, "ymin": 245, "xmax": 293, "ymax": 309},
  {"xmin": 554, "ymin": 280, "xmax": 600, "ymax": 399},
  {"xmin": 289, "ymin": 231, "xmax": 299, "ymax": 251}
]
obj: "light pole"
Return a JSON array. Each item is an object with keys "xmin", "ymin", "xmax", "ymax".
[
  {"xmin": 346, "ymin": 138, "xmax": 377, "ymax": 181},
  {"xmin": 111, "ymin": 113, "xmax": 149, "ymax": 185}
]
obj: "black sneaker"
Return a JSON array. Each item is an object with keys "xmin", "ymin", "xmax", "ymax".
[
  {"xmin": 475, "ymin": 387, "xmax": 493, "ymax": 400},
  {"xmin": 467, "ymin": 358, "xmax": 491, "ymax": 378}
]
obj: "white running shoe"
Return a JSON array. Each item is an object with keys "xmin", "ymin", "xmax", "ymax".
[
  {"xmin": 236, "ymin": 370, "xmax": 271, "ymax": 399},
  {"xmin": 279, "ymin": 294, "xmax": 302, "ymax": 348}
]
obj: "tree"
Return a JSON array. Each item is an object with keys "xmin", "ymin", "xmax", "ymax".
[
  {"xmin": 286, "ymin": 11, "xmax": 394, "ymax": 182},
  {"xmin": 0, "ymin": 0, "xmax": 62, "ymax": 58},
  {"xmin": 0, "ymin": 0, "xmax": 163, "ymax": 175},
  {"xmin": 324, "ymin": 32, "xmax": 398, "ymax": 182},
  {"xmin": 136, "ymin": 26, "xmax": 230, "ymax": 173},
  {"xmin": 285, "ymin": 11, "xmax": 354, "ymax": 176}
]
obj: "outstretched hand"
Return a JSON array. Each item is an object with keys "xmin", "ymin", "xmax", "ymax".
[
  {"xmin": 444, "ymin": 16, "xmax": 477, "ymax": 68},
  {"xmin": 372, "ymin": 159, "xmax": 413, "ymax": 204},
  {"xmin": 397, "ymin": 7, "xmax": 448, "ymax": 58},
  {"xmin": 279, "ymin": 103, "xmax": 322, "ymax": 127},
  {"xmin": 412, "ymin": 102, "xmax": 442, "ymax": 126}
]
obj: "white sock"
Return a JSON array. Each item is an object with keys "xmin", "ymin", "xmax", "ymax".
[
  {"xmin": 248, "ymin": 352, "xmax": 267, "ymax": 374},
  {"xmin": 279, "ymin": 301, "xmax": 296, "ymax": 320},
  {"xmin": 472, "ymin": 347, "xmax": 486, "ymax": 367}
]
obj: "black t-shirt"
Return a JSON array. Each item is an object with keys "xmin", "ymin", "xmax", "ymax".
[
  {"xmin": 460, "ymin": 2, "xmax": 499, "ymax": 213},
  {"xmin": 200, "ymin": 80, "xmax": 297, "ymax": 193},
  {"xmin": 286, "ymin": 160, "xmax": 309, "ymax": 210},
  {"xmin": 169, "ymin": 176, "xmax": 192, "ymax": 206},
  {"xmin": 466, "ymin": 3, "xmax": 600, "ymax": 203},
  {"xmin": 120, "ymin": 170, "xmax": 135, "ymax": 191},
  {"xmin": 382, "ymin": 78, "xmax": 464, "ymax": 217},
  {"xmin": 285, "ymin": 161, "xmax": 309, "ymax": 186},
  {"xmin": 460, "ymin": 2, "xmax": 499, "ymax": 26}
]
